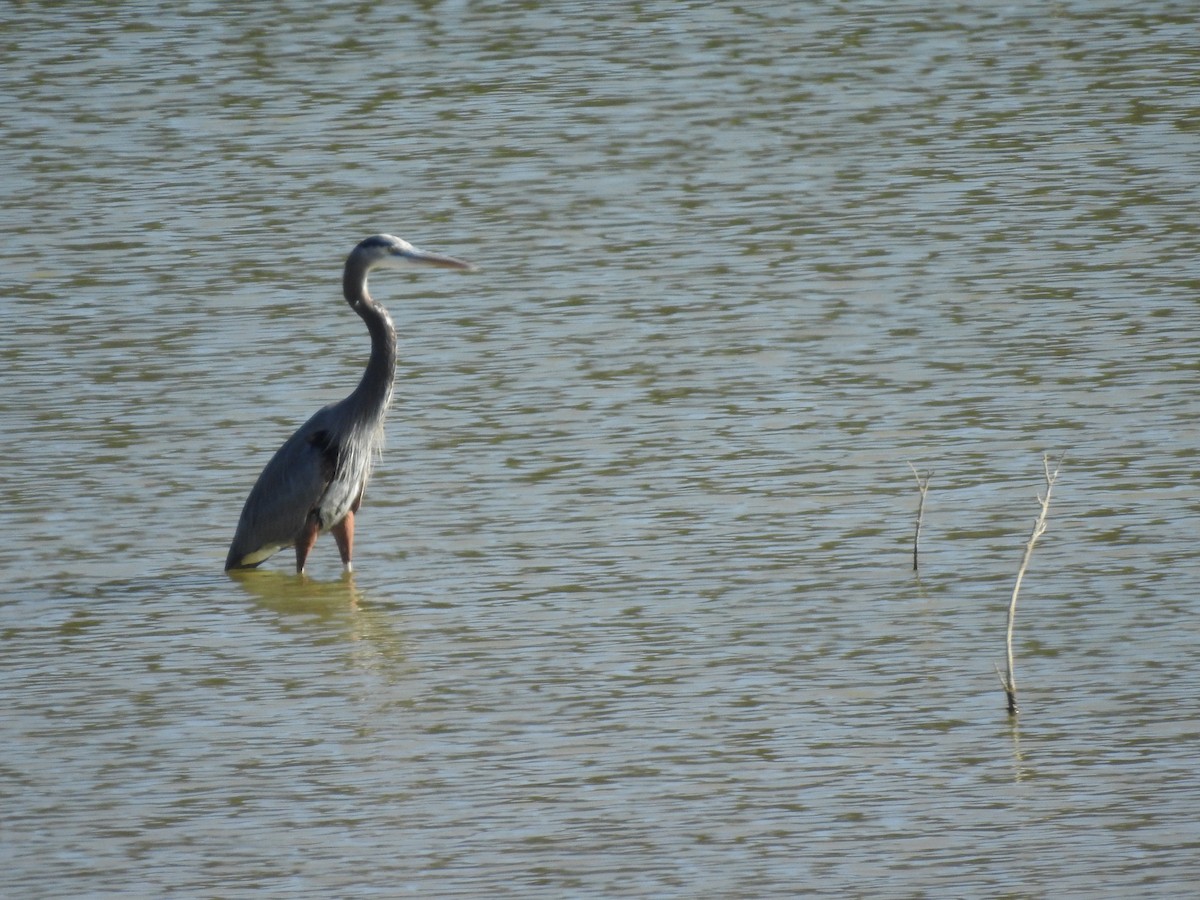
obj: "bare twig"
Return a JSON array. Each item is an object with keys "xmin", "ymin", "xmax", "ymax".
[
  {"xmin": 1001, "ymin": 454, "xmax": 1063, "ymax": 715},
  {"xmin": 908, "ymin": 462, "xmax": 931, "ymax": 572}
]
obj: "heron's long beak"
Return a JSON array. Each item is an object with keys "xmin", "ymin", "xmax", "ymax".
[{"xmin": 399, "ymin": 245, "xmax": 475, "ymax": 271}]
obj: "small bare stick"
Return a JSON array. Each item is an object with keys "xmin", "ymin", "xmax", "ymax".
[
  {"xmin": 1001, "ymin": 454, "xmax": 1063, "ymax": 716},
  {"xmin": 908, "ymin": 462, "xmax": 932, "ymax": 572}
]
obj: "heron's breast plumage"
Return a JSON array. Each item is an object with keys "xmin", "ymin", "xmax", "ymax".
[{"xmin": 312, "ymin": 416, "xmax": 385, "ymax": 530}]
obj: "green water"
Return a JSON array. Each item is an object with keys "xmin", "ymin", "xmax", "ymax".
[{"xmin": 2, "ymin": 2, "xmax": 1198, "ymax": 895}]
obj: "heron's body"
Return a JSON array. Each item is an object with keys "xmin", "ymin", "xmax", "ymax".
[{"xmin": 225, "ymin": 234, "xmax": 472, "ymax": 574}]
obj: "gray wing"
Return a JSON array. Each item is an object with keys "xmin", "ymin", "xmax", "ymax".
[{"xmin": 225, "ymin": 409, "xmax": 339, "ymax": 569}]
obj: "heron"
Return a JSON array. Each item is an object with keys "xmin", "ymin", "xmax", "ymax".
[{"xmin": 225, "ymin": 234, "xmax": 474, "ymax": 575}]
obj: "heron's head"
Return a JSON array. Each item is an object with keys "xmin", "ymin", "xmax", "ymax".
[{"xmin": 354, "ymin": 234, "xmax": 474, "ymax": 273}]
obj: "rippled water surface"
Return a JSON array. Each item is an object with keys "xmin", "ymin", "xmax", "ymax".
[{"xmin": 3, "ymin": 2, "xmax": 1199, "ymax": 896}]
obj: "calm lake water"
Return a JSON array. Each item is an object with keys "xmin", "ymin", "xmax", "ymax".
[{"xmin": 3, "ymin": 1, "xmax": 1199, "ymax": 896}]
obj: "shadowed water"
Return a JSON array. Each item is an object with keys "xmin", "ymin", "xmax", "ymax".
[{"xmin": 2, "ymin": 2, "xmax": 1199, "ymax": 896}]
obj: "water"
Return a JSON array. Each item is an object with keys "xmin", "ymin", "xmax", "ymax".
[{"xmin": 3, "ymin": 1, "xmax": 1199, "ymax": 895}]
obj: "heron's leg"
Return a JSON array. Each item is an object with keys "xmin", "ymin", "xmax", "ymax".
[
  {"xmin": 294, "ymin": 519, "xmax": 320, "ymax": 574},
  {"xmin": 332, "ymin": 511, "xmax": 355, "ymax": 572}
]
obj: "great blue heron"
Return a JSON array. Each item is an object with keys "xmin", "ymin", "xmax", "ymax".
[{"xmin": 225, "ymin": 234, "xmax": 473, "ymax": 574}]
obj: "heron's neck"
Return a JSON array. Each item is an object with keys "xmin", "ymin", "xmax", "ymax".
[{"xmin": 343, "ymin": 272, "xmax": 397, "ymax": 431}]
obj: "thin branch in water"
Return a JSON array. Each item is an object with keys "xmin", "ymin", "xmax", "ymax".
[
  {"xmin": 1001, "ymin": 453, "xmax": 1063, "ymax": 716},
  {"xmin": 908, "ymin": 462, "xmax": 932, "ymax": 572}
]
